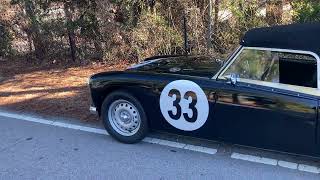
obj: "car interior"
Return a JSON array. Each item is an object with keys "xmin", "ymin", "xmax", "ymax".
[
  {"xmin": 279, "ymin": 57, "xmax": 317, "ymax": 88},
  {"xmin": 224, "ymin": 49, "xmax": 318, "ymax": 89}
]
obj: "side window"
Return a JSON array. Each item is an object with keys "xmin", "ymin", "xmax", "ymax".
[{"xmin": 222, "ymin": 49, "xmax": 317, "ymax": 88}]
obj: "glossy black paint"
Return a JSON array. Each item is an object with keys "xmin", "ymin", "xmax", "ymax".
[
  {"xmin": 89, "ymin": 55, "xmax": 320, "ymax": 157},
  {"xmin": 214, "ymin": 81, "xmax": 319, "ymax": 155},
  {"xmin": 129, "ymin": 56, "xmax": 223, "ymax": 78}
]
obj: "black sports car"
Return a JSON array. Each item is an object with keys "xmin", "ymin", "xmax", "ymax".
[{"xmin": 88, "ymin": 23, "xmax": 320, "ymax": 157}]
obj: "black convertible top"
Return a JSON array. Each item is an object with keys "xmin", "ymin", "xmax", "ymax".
[{"xmin": 241, "ymin": 23, "xmax": 320, "ymax": 56}]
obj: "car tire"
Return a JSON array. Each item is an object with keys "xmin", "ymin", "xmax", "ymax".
[{"xmin": 101, "ymin": 90, "xmax": 148, "ymax": 144}]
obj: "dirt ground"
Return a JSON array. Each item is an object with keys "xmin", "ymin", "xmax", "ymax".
[{"xmin": 0, "ymin": 60, "xmax": 129, "ymax": 122}]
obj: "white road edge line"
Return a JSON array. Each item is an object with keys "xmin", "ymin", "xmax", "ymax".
[
  {"xmin": 231, "ymin": 152, "xmax": 277, "ymax": 166},
  {"xmin": 0, "ymin": 111, "xmax": 217, "ymax": 155},
  {"xmin": 278, "ymin": 160, "xmax": 298, "ymax": 170},
  {"xmin": 298, "ymin": 164, "xmax": 320, "ymax": 174},
  {"xmin": 2, "ymin": 111, "xmax": 319, "ymax": 173},
  {"xmin": 231, "ymin": 152, "xmax": 320, "ymax": 174},
  {"xmin": 184, "ymin": 144, "xmax": 218, "ymax": 155}
]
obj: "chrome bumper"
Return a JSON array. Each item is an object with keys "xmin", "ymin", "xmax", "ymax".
[{"xmin": 89, "ymin": 106, "xmax": 97, "ymax": 115}]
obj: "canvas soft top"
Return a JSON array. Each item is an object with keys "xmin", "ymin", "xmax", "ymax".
[{"xmin": 241, "ymin": 23, "xmax": 320, "ymax": 57}]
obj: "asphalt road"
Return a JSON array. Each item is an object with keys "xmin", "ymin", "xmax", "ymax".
[{"xmin": 0, "ymin": 115, "xmax": 319, "ymax": 180}]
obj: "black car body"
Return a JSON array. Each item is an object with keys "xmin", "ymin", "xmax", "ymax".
[{"xmin": 89, "ymin": 23, "xmax": 320, "ymax": 157}]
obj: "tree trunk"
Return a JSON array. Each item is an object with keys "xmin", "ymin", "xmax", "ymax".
[
  {"xmin": 132, "ymin": 0, "xmax": 142, "ymax": 27},
  {"xmin": 24, "ymin": 0, "xmax": 46, "ymax": 61},
  {"xmin": 213, "ymin": 0, "xmax": 219, "ymax": 33},
  {"xmin": 67, "ymin": 31, "xmax": 76, "ymax": 62},
  {"xmin": 64, "ymin": 2, "xmax": 77, "ymax": 62},
  {"xmin": 212, "ymin": 0, "xmax": 223, "ymax": 53},
  {"xmin": 207, "ymin": 0, "xmax": 212, "ymax": 50},
  {"xmin": 90, "ymin": 0, "xmax": 103, "ymax": 60}
]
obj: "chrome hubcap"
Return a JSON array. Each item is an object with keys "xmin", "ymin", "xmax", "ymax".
[
  {"xmin": 108, "ymin": 99, "xmax": 141, "ymax": 136},
  {"xmin": 120, "ymin": 111, "xmax": 131, "ymax": 123}
]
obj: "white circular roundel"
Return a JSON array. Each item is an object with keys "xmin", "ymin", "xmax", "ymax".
[{"xmin": 159, "ymin": 80, "xmax": 209, "ymax": 131}]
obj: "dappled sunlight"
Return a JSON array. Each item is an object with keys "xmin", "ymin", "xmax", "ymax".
[{"xmin": 0, "ymin": 62, "xmax": 128, "ymax": 121}]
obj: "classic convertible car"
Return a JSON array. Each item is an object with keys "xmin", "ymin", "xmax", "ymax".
[{"xmin": 88, "ymin": 23, "xmax": 320, "ymax": 157}]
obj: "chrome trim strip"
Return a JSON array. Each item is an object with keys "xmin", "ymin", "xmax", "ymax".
[
  {"xmin": 216, "ymin": 46, "xmax": 320, "ymax": 94},
  {"xmin": 238, "ymin": 78, "xmax": 320, "ymax": 97},
  {"xmin": 127, "ymin": 59, "xmax": 161, "ymax": 69},
  {"xmin": 87, "ymin": 75, "xmax": 93, "ymax": 85},
  {"xmin": 89, "ymin": 106, "xmax": 97, "ymax": 115}
]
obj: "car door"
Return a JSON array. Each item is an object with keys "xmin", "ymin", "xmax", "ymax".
[
  {"xmin": 147, "ymin": 75, "xmax": 221, "ymax": 140},
  {"xmin": 213, "ymin": 47, "xmax": 319, "ymax": 156},
  {"xmin": 214, "ymin": 82, "xmax": 318, "ymax": 155}
]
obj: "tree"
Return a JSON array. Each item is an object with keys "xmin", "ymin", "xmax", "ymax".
[
  {"xmin": 11, "ymin": 0, "xmax": 48, "ymax": 61},
  {"xmin": 266, "ymin": 0, "xmax": 283, "ymax": 25},
  {"xmin": 211, "ymin": 0, "xmax": 222, "ymax": 52},
  {"xmin": 291, "ymin": 0, "xmax": 320, "ymax": 23},
  {"xmin": 76, "ymin": 0, "xmax": 103, "ymax": 60},
  {"xmin": 64, "ymin": 1, "xmax": 77, "ymax": 62},
  {"xmin": 0, "ymin": 0, "xmax": 12, "ymax": 57},
  {"xmin": 0, "ymin": 23, "xmax": 12, "ymax": 57}
]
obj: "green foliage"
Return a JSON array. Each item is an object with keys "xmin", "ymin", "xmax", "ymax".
[
  {"xmin": 131, "ymin": 12, "xmax": 183, "ymax": 60},
  {"xmin": 3, "ymin": 0, "xmax": 320, "ymax": 63},
  {"xmin": 0, "ymin": 23, "xmax": 12, "ymax": 57},
  {"xmin": 228, "ymin": 0, "xmax": 267, "ymax": 34},
  {"xmin": 292, "ymin": 0, "xmax": 320, "ymax": 23}
]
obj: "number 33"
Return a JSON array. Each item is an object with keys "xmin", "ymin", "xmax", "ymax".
[
  {"xmin": 159, "ymin": 80, "xmax": 209, "ymax": 131},
  {"xmin": 168, "ymin": 89, "xmax": 198, "ymax": 122}
]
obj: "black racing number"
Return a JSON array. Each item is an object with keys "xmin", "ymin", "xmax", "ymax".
[
  {"xmin": 168, "ymin": 89, "xmax": 198, "ymax": 122},
  {"xmin": 183, "ymin": 91, "xmax": 198, "ymax": 122},
  {"xmin": 168, "ymin": 89, "xmax": 182, "ymax": 120}
]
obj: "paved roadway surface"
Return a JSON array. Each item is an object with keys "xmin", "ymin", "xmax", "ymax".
[{"xmin": 0, "ymin": 115, "xmax": 319, "ymax": 180}]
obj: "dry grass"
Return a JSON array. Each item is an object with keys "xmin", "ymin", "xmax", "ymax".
[{"xmin": 0, "ymin": 60, "xmax": 129, "ymax": 122}]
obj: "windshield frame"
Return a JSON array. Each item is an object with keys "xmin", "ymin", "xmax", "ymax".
[
  {"xmin": 212, "ymin": 46, "xmax": 242, "ymax": 80},
  {"xmin": 214, "ymin": 46, "xmax": 320, "ymax": 91}
]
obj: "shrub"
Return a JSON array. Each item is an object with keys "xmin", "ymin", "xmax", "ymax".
[
  {"xmin": 0, "ymin": 23, "xmax": 12, "ymax": 57},
  {"xmin": 292, "ymin": 0, "xmax": 320, "ymax": 23},
  {"xmin": 131, "ymin": 12, "xmax": 183, "ymax": 61}
]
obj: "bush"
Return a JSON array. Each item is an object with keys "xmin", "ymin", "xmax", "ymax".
[
  {"xmin": 3, "ymin": 0, "xmax": 320, "ymax": 64},
  {"xmin": 292, "ymin": 0, "xmax": 320, "ymax": 23},
  {"xmin": 131, "ymin": 12, "xmax": 183, "ymax": 61},
  {"xmin": 0, "ymin": 23, "xmax": 12, "ymax": 57}
]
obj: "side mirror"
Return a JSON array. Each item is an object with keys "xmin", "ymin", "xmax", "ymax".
[
  {"xmin": 225, "ymin": 73, "xmax": 239, "ymax": 85},
  {"xmin": 216, "ymin": 58, "xmax": 225, "ymax": 65}
]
